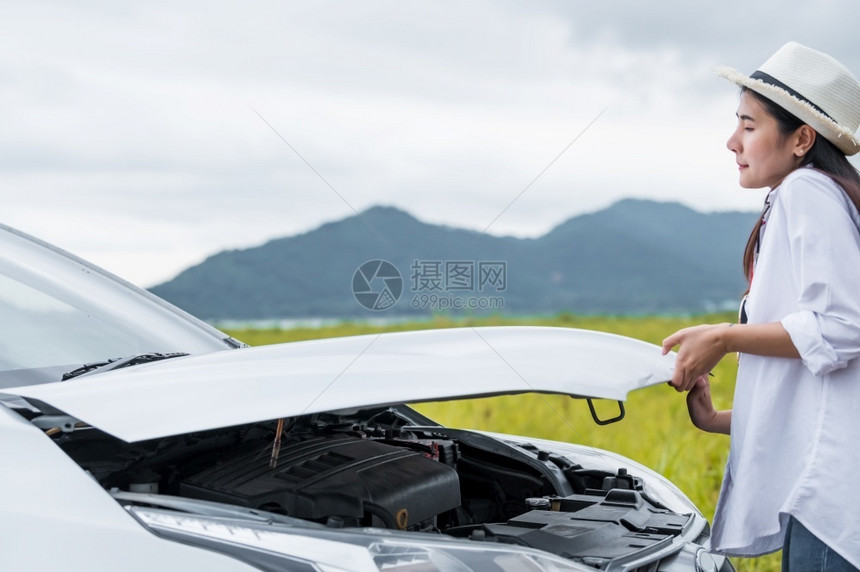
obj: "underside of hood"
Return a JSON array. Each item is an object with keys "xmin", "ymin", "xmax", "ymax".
[{"xmin": 3, "ymin": 326, "xmax": 675, "ymax": 442}]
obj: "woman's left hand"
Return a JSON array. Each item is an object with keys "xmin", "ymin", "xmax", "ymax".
[{"xmin": 662, "ymin": 324, "xmax": 731, "ymax": 392}]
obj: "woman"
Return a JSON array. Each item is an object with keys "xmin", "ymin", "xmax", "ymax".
[{"xmin": 661, "ymin": 42, "xmax": 860, "ymax": 570}]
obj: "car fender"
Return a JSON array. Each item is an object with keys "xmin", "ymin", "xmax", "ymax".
[{"xmin": 0, "ymin": 405, "xmax": 255, "ymax": 571}]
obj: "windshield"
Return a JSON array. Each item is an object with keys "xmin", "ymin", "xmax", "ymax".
[{"xmin": 0, "ymin": 224, "xmax": 235, "ymax": 388}]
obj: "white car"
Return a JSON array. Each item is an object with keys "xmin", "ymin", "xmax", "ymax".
[{"xmin": 0, "ymin": 223, "xmax": 732, "ymax": 572}]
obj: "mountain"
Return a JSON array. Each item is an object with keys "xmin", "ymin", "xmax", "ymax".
[{"xmin": 149, "ymin": 201, "xmax": 757, "ymax": 319}]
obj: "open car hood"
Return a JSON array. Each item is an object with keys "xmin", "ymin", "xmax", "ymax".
[{"xmin": 3, "ymin": 327, "xmax": 675, "ymax": 442}]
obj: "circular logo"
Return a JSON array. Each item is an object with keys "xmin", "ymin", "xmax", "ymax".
[{"xmin": 352, "ymin": 260, "xmax": 403, "ymax": 311}]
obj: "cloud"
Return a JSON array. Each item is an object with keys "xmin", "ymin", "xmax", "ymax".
[{"xmin": 2, "ymin": 0, "xmax": 858, "ymax": 287}]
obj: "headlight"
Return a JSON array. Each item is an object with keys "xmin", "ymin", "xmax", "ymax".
[
  {"xmin": 130, "ymin": 507, "xmax": 595, "ymax": 572},
  {"xmin": 366, "ymin": 540, "xmax": 594, "ymax": 571}
]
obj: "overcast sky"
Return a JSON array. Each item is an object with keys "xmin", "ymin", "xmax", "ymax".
[{"xmin": 4, "ymin": 0, "xmax": 860, "ymax": 287}]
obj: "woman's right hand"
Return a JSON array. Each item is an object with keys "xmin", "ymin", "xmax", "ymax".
[{"xmin": 686, "ymin": 376, "xmax": 732, "ymax": 434}]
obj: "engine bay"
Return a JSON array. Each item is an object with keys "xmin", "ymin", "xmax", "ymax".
[{"xmin": 47, "ymin": 406, "xmax": 695, "ymax": 569}]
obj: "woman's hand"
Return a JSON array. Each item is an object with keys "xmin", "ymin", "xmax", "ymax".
[
  {"xmin": 686, "ymin": 376, "xmax": 731, "ymax": 434},
  {"xmin": 661, "ymin": 323, "xmax": 731, "ymax": 392}
]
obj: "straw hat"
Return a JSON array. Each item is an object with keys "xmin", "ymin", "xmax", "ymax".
[{"xmin": 716, "ymin": 42, "xmax": 860, "ymax": 156}]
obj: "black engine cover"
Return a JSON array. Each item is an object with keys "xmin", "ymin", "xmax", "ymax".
[
  {"xmin": 181, "ymin": 434, "xmax": 460, "ymax": 528},
  {"xmin": 482, "ymin": 490, "xmax": 691, "ymax": 564}
]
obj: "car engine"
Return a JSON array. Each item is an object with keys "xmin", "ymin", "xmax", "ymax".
[
  {"xmin": 181, "ymin": 432, "xmax": 462, "ymax": 530},
  {"xmin": 50, "ymin": 406, "xmax": 699, "ymax": 569}
]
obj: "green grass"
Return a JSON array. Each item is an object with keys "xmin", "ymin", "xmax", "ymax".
[{"xmin": 223, "ymin": 313, "xmax": 779, "ymax": 571}]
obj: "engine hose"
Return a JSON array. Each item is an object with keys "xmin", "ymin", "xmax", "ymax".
[{"xmin": 364, "ymin": 502, "xmax": 399, "ymax": 529}]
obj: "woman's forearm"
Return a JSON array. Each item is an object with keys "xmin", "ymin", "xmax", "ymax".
[
  {"xmin": 663, "ymin": 321, "xmax": 800, "ymax": 392},
  {"xmin": 720, "ymin": 322, "xmax": 800, "ymax": 358},
  {"xmin": 703, "ymin": 409, "xmax": 732, "ymax": 435}
]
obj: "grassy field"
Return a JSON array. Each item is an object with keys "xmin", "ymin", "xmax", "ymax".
[{"xmin": 224, "ymin": 313, "xmax": 780, "ymax": 571}]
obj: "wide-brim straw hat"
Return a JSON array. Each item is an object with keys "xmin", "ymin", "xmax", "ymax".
[{"xmin": 716, "ymin": 42, "xmax": 860, "ymax": 156}]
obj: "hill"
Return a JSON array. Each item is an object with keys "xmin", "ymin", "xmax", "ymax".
[{"xmin": 149, "ymin": 200, "xmax": 756, "ymax": 319}]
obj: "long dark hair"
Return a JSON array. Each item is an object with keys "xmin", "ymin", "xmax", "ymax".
[{"xmin": 741, "ymin": 87, "xmax": 860, "ymax": 283}]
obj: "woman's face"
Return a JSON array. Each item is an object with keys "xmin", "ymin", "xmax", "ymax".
[{"xmin": 726, "ymin": 91, "xmax": 800, "ymax": 189}]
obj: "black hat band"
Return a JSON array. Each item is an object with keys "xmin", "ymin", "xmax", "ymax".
[{"xmin": 750, "ymin": 70, "xmax": 834, "ymax": 122}]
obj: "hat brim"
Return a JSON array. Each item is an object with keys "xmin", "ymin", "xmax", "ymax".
[{"xmin": 716, "ymin": 65, "xmax": 860, "ymax": 156}]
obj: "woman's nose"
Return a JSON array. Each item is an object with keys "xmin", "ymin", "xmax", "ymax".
[{"xmin": 726, "ymin": 129, "xmax": 740, "ymax": 153}]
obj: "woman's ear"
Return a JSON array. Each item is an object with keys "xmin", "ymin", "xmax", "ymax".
[{"xmin": 794, "ymin": 125, "xmax": 817, "ymax": 157}]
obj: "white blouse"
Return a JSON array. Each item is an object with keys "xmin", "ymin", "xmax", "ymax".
[{"xmin": 710, "ymin": 167, "xmax": 860, "ymax": 567}]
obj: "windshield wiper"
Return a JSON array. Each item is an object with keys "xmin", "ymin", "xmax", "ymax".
[{"xmin": 61, "ymin": 352, "xmax": 189, "ymax": 381}]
